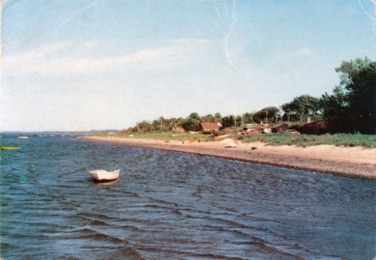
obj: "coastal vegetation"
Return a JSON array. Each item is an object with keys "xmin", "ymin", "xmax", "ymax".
[
  {"xmin": 98, "ymin": 131, "xmax": 376, "ymax": 149},
  {"xmin": 321, "ymin": 57, "xmax": 376, "ymax": 134},
  {"xmin": 120, "ymin": 57, "xmax": 375, "ymax": 134},
  {"xmin": 241, "ymin": 133, "xmax": 376, "ymax": 148},
  {"xmin": 96, "ymin": 57, "xmax": 375, "ymax": 148}
]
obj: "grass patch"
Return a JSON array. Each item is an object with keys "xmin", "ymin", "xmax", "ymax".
[
  {"xmin": 242, "ymin": 133, "xmax": 376, "ymax": 148},
  {"xmin": 93, "ymin": 132, "xmax": 376, "ymax": 148}
]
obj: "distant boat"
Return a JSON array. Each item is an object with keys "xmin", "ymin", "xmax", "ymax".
[
  {"xmin": 89, "ymin": 169, "xmax": 120, "ymax": 182},
  {"xmin": 1, "ymin": 146, "xmax": 21, "ymax": 151},
  {"xmin": 18, "ymin": 135, "xmax": 29, "ymax": 139}
]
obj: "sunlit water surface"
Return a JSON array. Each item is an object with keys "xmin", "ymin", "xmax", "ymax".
[{"xmin": 0, "ymin": 134, "xmax": 375, "ymax": 259}]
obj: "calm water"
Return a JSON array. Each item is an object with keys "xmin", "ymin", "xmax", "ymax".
[{"xmin": 0, "ymin": 134, "xmax": 375, "ymax": 259}]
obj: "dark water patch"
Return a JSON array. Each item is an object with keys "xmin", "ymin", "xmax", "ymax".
[
  {"xmin": 67, "ymin": 228, "xmax": 127, "ymax": 244},
  {"xmin": 79, "ymin": 246, "xmax": 145, "ymax": 260},
  {"xmin": 76, "ymin": 212, "xmax": 120, "ymax": 222}
]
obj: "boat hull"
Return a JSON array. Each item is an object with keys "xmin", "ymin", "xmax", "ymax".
[
  {"xmin": 89, "ymin": 169, "xmax": 120, "ymax": 182},
  {"xmin": 1, "ymin": 146, "xmax": 21, "ymax": 151}
]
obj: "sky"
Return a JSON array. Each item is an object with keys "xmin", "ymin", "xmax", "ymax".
[{"xmin": 1, "ymin": 0, "xmax": 376, "ymax": 132}]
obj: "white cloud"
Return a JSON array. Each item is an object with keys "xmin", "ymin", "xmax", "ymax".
[
  {"xmin": 3, "ymin": 38, "xmax": 212, "ymax": 76},
  {"xmin": 4, "ymin": 41, "xmax": 71, "ymax": 65}
]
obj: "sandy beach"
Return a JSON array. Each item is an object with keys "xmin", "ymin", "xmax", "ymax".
[{"xmin": 80, "ymin": 136, "xmax": 376, "ymax": 180}]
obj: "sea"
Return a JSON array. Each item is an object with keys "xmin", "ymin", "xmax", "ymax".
[{"xmin": 0, "ymin": 133, "xmax": 375, "ymax": 260}]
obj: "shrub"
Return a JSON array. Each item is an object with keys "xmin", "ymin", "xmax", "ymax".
[{"xmin": 301, "ymin": 121, "xmax": 328, "ymax": 135}]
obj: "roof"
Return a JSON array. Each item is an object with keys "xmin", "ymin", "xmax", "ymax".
[
  {"xmin": 200, "ymin": 122, "xmax": 221, "ymax": 131},
  {"xmin": 273, "ymin": 123, "xmax": 288, "ymax": 129},
  {"xmin": 244, "ymin": 124, "xmax": 264, "ymax": 130}
]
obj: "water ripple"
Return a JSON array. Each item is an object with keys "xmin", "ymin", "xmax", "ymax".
[{"xmin": 1, "ymin": 135, "xmax": 375, "ymax": 259}]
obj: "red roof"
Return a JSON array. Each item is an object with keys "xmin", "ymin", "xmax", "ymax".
[{"xmin": 200, "ymin": 122, "xmax": 220, "ymax": 131}]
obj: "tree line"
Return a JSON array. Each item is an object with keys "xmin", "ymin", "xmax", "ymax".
[{"xmin": 123, "ymin": 57, "xmax": 375, "ymax": 134}]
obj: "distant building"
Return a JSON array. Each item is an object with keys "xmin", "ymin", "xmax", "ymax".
[
  {"xmin": 242, "ymin": 124, "xmax": 272, "ymax": 135},
  {"xmin": 301, "ymin": 120, "xmax": 328, "ymax": 135},
  {"xmin": 200, "ymin": 122, "xmax": 221, "ymax": 133},
  {"xmin": 173, "ymin": 127, "xmax": 186, "ymax": 133},
  {"xmin": 282, "ymin": 112, "xmax": 299, "ymax": 122},
  {"xmin": 272, "ymin": 123, "xmax": 289, "ymax": 133}
]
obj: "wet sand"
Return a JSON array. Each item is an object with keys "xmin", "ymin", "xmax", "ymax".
[{"xmin": 80, "ymin": 136, "xmax": 376, "ymax": 180}]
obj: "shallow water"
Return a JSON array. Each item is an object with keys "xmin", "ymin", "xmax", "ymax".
[{"xmin": 1, "ymin": 134, "xmax": 375, "ymax": 259}]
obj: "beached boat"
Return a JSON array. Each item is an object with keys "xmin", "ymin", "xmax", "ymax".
[
  {"xmin": 224, "ymin": 141, "xmax": 237, "ymax": 148},
  {"xmin": 1, "ymin": 146, "xmax": 21, "ymax": 151},
  {"xmin": 89, "ymin": 169, "xmax": 120, "ymax": 182}
]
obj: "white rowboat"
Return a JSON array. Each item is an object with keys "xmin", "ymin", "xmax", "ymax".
[
  {"xmin": 224, "ymin": 142, "xmax": 237, "ymax": 148},
  {"xmin": 89, "ymin": 169, "xmax": 120, "ymax": 182}
]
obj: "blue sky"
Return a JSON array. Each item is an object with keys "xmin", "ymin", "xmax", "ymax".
[{"xmin": 1, "ymin": 0, "xmax": 376, "ymax": 131}]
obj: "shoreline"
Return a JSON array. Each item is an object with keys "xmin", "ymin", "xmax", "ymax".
[{"xmin": 79, "ymin": 136, "xmax": 376, "ymax": 180}]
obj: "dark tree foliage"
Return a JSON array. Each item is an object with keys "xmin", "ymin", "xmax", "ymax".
[
  {"xmin": 253, "ymin": 107, "xmax": 279, "ymax": 123},
  {"xmin": 135, "ymin": 120, "xmax": 153, "ymax": 132},
  {"xmin": 202, "ymin": 114, "xmax": 215, "ymax": 122},
  {"xmin": 321, "ymin": 58, "xmax": 376, "ymax": 134},
  {"xmin": 180, "ymin": 113, "xmax": 201, "ymax": 132},
  {"xmin": 235, "ymin": 115, "xmax": 243, "ymax": 127},
  {"xmin": 180, "ymin": 118, "xmax": 201, "ymax": 132},
  {"xmin": 281, "ymin": 95, "xmax": 321, "ymax": 122},
  {"xmin": 221, "ymin": 115, "xmax": 236, "ymax": 128},
  {"xmin": 243, "ymin": 112, "xmax": 254, "ymax": 124},
  {"xmin": 214, "ymin": 113, "xmax": 222, "ymax": 122}
]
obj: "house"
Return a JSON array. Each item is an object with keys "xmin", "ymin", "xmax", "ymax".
[
  {"xmin": 301, "ymin": 120, "xmax": 328, "ymax": 135},
  {"xmin": 242, "ymin": 124, "xmax": 272, "ymax": 135},
  {"xmin": 261, "ymin": 124, "xmax": 273, "ymax": 134},
  {"xmin": 282, "ymin": 112, "xmax": 299, "ymax": 122},
  {"xmin": 200, "ymin": 122, "xmax": 221, "ymax": 133},
  {"xmin": 173, "ymin": 126, "xmax": 186, "ymax": 133},
  {"xmin": 272, "ymin": 123, "xmax": 289, "ymax": 133}
]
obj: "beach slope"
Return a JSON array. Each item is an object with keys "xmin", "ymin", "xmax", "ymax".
[{"xmin": 80, "ymin": 136, "xmax": 376, "ymax": 180}]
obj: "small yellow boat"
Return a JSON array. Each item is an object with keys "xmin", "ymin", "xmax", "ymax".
[{"xmin": 1, "ymin": 146, "xmax": 21, "ymax": 151}]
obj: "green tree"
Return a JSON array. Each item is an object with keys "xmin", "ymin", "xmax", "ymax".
[
  {"xmin": 181, "ymin": 118, "xmax": 201, "ymax": 132},
  {"xmin": 137, "ymin": 120, "xmax": 152, "ymax": 132},
  {"xmin": 214, "ymin": 112, "xmax": 222, "ymax": 123},
  {"xmin": 235, "ymin": 115, "xmax": 242, "ymax": 127},
  {"xmin": 320, "ymin": 86, "xmax": 348, "ymax": 132},
  {"xmin": 282, "ymin": 95, "xmax": 320, "ymax": 122},
  {"xmin": 253, "ymin": 107, "xmax": 279, "ymax": 123},
  {"xmin": 321, "ymin": 57, "xmax": 376, "ymax": 134},
  {"xmin": 181, "ymin": 113, "xmax": 202, "ymax": 132},
  {"xmin": 188, "ymin": 112, "xmax": 201, "ymax": 121},
  {"xmin": 243, "ymin": 112, "xmax": 254, "ymax": 124},
  {"xmin": 221, "ymin": 115, "xmax": 235, "ymax": 128},
  {"xmin": 151, "ymin": 117, "xmax": 163, "ymax": 132},
  {"xmin": 202, "ymin": 114, "xmax": 215, "ymax": 122}
]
